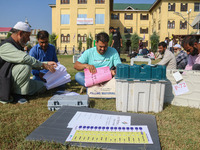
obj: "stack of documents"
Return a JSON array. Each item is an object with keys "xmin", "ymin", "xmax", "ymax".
[
  {"xmin": 84, "ymin": 66, "xmax": 112, "ymax": 87},
  {"xmin": 43, "ymin": 63, "xmax": 71, "ymax": 90}
]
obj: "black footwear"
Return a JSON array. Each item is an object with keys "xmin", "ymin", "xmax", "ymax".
[{"xmin": 13, "ymin": 94, "xmax": 28, "ymax": 104}]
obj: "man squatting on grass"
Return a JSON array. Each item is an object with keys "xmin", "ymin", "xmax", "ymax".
[
  {"xmin": 0, "ymin": 21, "xmax": 57, "ymax": 104},
  {"xmin": 74, "ymin": 32, "xmax": 122, "ymax": 87}
]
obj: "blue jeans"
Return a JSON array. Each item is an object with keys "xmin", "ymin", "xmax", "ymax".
[
  {"xmin": 75, "ymin": 72, "xmax": 85, "ymax": 87},
  {"xmin": 32, "ymin": 75, "xmax": 42, "ymax": 81}
]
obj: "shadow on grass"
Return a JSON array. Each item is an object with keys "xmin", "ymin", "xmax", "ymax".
[
  {"xmin": 89, "ymin": 100, "xmax": 96, "ymax": 108},
  {"xmin": 163, "ymin": 103, "xmax": 171, "ymax": 110},
  {"xmin": 26, "ymin": 79, "xmax": 82, "ymax": 101}
]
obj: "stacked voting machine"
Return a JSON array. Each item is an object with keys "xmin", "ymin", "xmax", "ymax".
[{"xmin": 43, "ymin": 63, "xmax": 71, "ymax": 90}]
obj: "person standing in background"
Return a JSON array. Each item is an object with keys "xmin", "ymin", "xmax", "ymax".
[{"xmin": 109, "ymin": 27, "xmax": 122, "ymax": 56}]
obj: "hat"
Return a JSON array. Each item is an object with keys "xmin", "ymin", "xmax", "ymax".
[
  {"xmin": 12, "ymin": 21, "xmax": 31, "ymax": 32},
  {"xmin": 109, "ymin": 26, "xmax": 114, "ymax": 30},
  {"xmin": 173, "ymin": 44, "xmax": 181, "ymax": 49}
]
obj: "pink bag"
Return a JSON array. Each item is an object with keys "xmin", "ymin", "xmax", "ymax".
[{"xmin": 84, "ymin": 66, "xmax": 112, "ymax": 87}]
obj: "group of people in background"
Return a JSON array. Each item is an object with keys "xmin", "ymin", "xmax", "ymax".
[{"xmin": 157, "ymin": 35, "xmax": 200, "ymax": 71}]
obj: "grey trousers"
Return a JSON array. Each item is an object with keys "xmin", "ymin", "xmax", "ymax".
[{"xmin": 11, "ymin": 64, "xmax": 46, "ymax": 95}]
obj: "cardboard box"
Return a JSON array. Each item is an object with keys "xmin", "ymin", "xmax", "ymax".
[{"xmin": 87, "ymin": 78, "xmax": 116, "ymax": 98}]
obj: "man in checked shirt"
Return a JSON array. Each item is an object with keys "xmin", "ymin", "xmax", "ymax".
[{"xmin": 173, "ymin": 44, "xmax": 188, "ymax": 69}]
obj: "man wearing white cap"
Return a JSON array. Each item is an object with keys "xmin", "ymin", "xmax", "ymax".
[
  {"xmin": 0, "ymin": 21, "xmax": 57, "ymax": 104},
  {"xmin": 173, "ymin": 44, "xmax": 188, "ymax": 69}
]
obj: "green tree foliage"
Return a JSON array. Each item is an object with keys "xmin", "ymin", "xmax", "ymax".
[
  {"xmin": 49, "ymin": 33, "xmax": 57, "ymax": 47},
  {"xmin": 150, "ymin": 32, "xmax": 160, "ymax": 53},
  {"xmin": 131, "ymin": 33, "xmax": 139, "ymax": 51},
  {"xmin": 6, "ymin": 32, "xmax": 12, "ymax": 39},
  {"xmin": 121, "ymin": 35, "xmax": 127, "ymax": 54},
  {"xmin": 86, "ymin": 33, "xmax": 93, "ymax": 49},
  {"xmin": 108, "ymin": 34, "xmax": 113, "ymax": 46},
  {"xmin": 78, "ymin": 40, "xmax": 82, "ymax": 52}
]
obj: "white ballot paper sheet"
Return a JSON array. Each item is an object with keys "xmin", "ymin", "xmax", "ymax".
[
  {"xmin": 43, "ymin": 63, "xmax": 71, "ymax": 90},
  {"xmin": 67, "ymin": 111, "xmax": 131, "ymax": 128}
]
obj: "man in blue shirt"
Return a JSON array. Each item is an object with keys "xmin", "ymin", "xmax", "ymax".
[
  {"xmin": 74, "ymin": 32, "xmax": 121, "ymax": 86},
  {"xmin": 29, "ymin": 30, "xmax": 58, "ymax": 81}
]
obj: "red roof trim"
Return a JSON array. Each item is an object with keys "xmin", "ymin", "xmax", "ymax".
[{"xmin": 0, "ymin": 27, "xmax": 12, "ymax": 32}]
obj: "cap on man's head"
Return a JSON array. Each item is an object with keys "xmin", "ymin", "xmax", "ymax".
[
  {"xmin": 173, "ymin": 44, "xmax": 181, "ymax": 49},
  {"xmin": 109, "ymin": 26, "xmax": 114, "ymax": 30},
  {"xmin": 12, "ymin": 21, "xmax": 31, "ymax": 32}
]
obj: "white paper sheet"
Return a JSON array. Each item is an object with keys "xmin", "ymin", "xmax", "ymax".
[
  {"xmin": 173, "ymin": 71, "xmax": 183, "ymax": 82},
  {"xmin": 55, "ymin": 90, "xmax": 80, "ymax": 96},
  {"xmin": 67, "ymin": 111, "xmax": 131, "ymax": 128},
  {"xmin": 43, "ymin": 63, "xmax": 71, "ymax": 90},
  {"xmin": 173, "ymin": 81, "xmax": 189, "ymax": 96}
]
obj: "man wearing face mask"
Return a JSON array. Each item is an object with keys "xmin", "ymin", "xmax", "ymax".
[
  {"xmin": 182, "ymin": 36, "xmax": 200, "ymax": 70},
  {"xmin": 29, "ymin": 30, "xmax": 58, "ymax": 82},
  {"xmin": 74, "ymin": 32, "xmax": 121, "ymax": 86},
  {"xmin": 0, "ymin": 22, "xmax": 57, "ymax": 104}
]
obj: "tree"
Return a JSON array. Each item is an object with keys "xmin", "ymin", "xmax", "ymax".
[
  {"xmin": 6, "ymin": 32, "xmax": 12, "ymax": 39},
  {"xmin": 108, "ymin": 34, "xmax": 113, "ymax": 46},
  {"xmin": 131, "ymin": 33, "xmax": 139, "ymax": 51},
  {"xmin": 78, "ymin": 40, "xmax": 82, "ymax": 53},
  {"xmin": 150, "ymin": 32, "xmax": 160, "ymax": 53},
  {"xmin": 121, "ymin": 35, "xmax": 127, "ymax": 54},
  {"xmin": 49, "ymin": 33, "xmax": 57, "ymax": 47},
  {"xmin": 86, "ymin": 33, "xmax": 93, "ymax": 49}
]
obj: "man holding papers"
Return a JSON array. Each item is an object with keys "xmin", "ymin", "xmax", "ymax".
[
  {"xmin": 0, "ymin": 22, "xmax": 57, "ymax": 104},
  {"xmin": 29, "ymin": 30, "xmax": 58, "ymax": 82},
  {"xmin": 74, "ymin": 32, "xmax": 121, "ymax": 87}
]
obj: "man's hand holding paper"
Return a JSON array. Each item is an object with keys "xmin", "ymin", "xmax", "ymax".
[
  {"xmin": 42, "ymin": 61, "xmax": 57, "ymax": 73},
  {"xmin": 85, "ymin": 64, "xmax": 96, "ymax": 74}
]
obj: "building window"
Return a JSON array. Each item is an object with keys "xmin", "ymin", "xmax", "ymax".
[
  {"xmin": 140, "ymin": 28, "xmax": 148, "ymax": 34},
  {"xmin": 194, "ymin": 3, "xmax": 200, "ymax": 12},
  {"xmin": 158, "ymin": 23, "xmax": 160, "ymax": 30},
  {"xmin": 111, "ymin": 13, "xmax": 119, "ymax": 20},
  {"xmin": 140, "ymin": 14, "xmax": 149, "ymax": 20},
  {"xmin": 125, "ymin": 13, "xmax": 133, "ymax": 20},
  {"xmin": 124, "ymin": 27, "xmax": 132, "ymax": 33},
  {"xmin": 61, "ymin": 0, "xmax": 70, "ymax": 4},
  {"xmin": 61, "ymin": 34, "xmax": 70, "ymax": 43},
  {"xmin": 181, "ymin": 3, "xmax": 187, "ymax": 11},
  {"xmin": 168, "ymin": 3, "xmax": 175, "ymax": 11},
  {"xmin": 78, "ymin": 34, "xmax": 87, "ymax": 42},
  {"xmin": 159, "ymin": 7, "xmax": 161, "ymax": 13},
  {"xmin": 95, "ymin": 14, "xmax": 104, "ymax": 24},
  {"xmin": 168, "ymin": 21, "xmax": 175, "ymax": 29},
  {"xmin": 78, "ymin": 14, "xmax": 87, "ymax": 18},
  {"xmin": 78, "ymin": 0, "xmax": 87, "ymax": 4},
  {"xmin": 180, "ymin": 21, "xmax": 187, "ymax": 29},
  {"xmin": 95, "ymin": 0, "xmax": 105, "ymax": 4},
  {"xmin": 61, "ymin": 14, "xmax": 70, "ymax": 24}
]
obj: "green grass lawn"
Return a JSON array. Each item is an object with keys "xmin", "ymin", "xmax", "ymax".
[{"xmin": 0, "ymin": 55, "xmax": 200, "ymax": 150}]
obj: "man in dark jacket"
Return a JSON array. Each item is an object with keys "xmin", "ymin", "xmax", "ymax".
[{"xmin": 0, "ymin": 21, "xmax": 57, "ymax": 104}]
